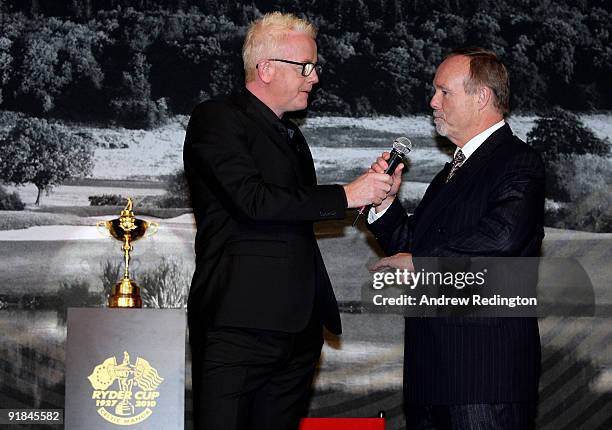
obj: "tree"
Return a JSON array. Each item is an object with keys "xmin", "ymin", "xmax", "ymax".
[
  {"xmin": 0, "ymin": 118, "xmax": 94, "ymax": 205},
  {"xmin": 527, "ymin": 107, "xmax": 610, "ymax": 201},
  {"xmin": 0, "ymin": 185, "xmax": 25, "ymax": 210},
  {"xmin": 527, "ymin": 107, "xmax": 610, "ymax": 158},
  {"xmin": 374, "ymin": 36, "xmax": 430, "ymax": 114},
  {"xmin": 109, "ymin": 53, "xmax": 168, "ymax": 128},
  {"xmin": 158, "ymin": 168, "xmax": 191, "ymax": 208},
  {"xmin": 467, "ymin": 12, "xmax": 506, "ymax": 54},
  {"xmin": 14, "ymin": 17, "xmax": 107, "ymax": 114},
  {"xmin": 506, "ymin": 35, "xmax": 547, "ymax": 111},
  {"xmin": 0, "ymin": 37, "xmax": 13, "ymax": 106}
]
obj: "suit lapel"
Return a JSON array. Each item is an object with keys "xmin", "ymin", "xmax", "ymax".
[
  {"xmin": 286, "ymin": 121, "xmax": 317, "ymax": 185},
  {"xmin": 413, "ymin": 124, "xmax": 512, "ymax": 237},
  {"xmin": 235, "ymin": 93, "xmax": 305, "ymax": 179},
  {"xmin": 418, "ymin": 162, "xmax": 451, "ymax": 211}
]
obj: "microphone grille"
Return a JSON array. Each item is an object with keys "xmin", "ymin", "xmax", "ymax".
[{"xmin": 393, "ymin": 137, "xmax": 413, "ymax": 155}]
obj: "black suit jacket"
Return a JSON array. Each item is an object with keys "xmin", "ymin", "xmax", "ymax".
[
  {"xmin": 368, "ymin": 124, "xmax": 545, "ymax": 404},
  {"xmin": 183, "ymin": 90, "xmax": 345, "ymax": 336}
]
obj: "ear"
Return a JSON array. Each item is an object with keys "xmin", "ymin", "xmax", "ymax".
[
  {"xmin": 257, "ymin": 60, "xmax": 274, "ymax": 84},
  {"xmin": 477, "ymin": 86, "xmax": 492, "ymax": 111}
]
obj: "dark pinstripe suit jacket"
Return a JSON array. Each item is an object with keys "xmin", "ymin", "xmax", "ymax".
[{"xmin": 368, "ymin": 124, "xmax": 545, "ymax": 404}]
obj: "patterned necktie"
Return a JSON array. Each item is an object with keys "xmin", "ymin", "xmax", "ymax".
[{"xmin": 446, "ymin": 149, "xmax": 465, "ymax": 182}]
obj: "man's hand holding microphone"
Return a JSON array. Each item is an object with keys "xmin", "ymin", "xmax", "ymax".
[
  {"xmin": 346, "ymin": 137, "xmax": 411, "ymax": 226},
  {"xmin": 368, "ymin": 151, "xmax": 405, "ymax": 213},
  {"xmin": 342, "ymin": 171, "xmax": 395, "ymax": 209},
  {"xmin": 342, "ymin": 151, "xmax": 406, "ymax": 209}
]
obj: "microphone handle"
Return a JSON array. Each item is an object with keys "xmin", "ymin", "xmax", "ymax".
[
  {"xmin": 384, "ymin": 149, "xmax": 404, "ymax": 175},
  {"xmin": 352, "ymin": 149, "xmax": 403, "ymax": 226}
]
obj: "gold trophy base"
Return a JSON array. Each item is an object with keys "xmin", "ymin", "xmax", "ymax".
[{"xmin": 109, "ymin": 277, "xmax": 142, "ymax": 308}]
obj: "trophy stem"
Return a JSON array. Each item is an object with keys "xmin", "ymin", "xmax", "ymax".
[
  {"xmin": 108, "ymin": 234, "xmax": 142, "ymax": 308},
  {"xmin": 123, "ymin": 235, "xmax": 131, "ymax": 279}
]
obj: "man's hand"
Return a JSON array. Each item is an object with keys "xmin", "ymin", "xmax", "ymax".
[
  {"xmin": 343, "ymin": 172, "xmax": 393, "ymax": 209},
  {"xmin": 369, "ymin": 252, "xmax": 414, "ymax": 272},
  {"xmin": 368, "ymin": 152, "xmax": 404, "ymax": 212}
]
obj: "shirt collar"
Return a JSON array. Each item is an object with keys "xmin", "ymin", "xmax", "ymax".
[{"xmin": 455, "ymin": 120, "xmax": 505, "ymax": 160}]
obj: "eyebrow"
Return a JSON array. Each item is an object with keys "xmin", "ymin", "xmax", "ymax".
[{"xmin": 434, "ymin": 84, "xmax": 450, "ymax": 91}]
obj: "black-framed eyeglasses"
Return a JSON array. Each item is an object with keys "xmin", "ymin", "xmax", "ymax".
[{"xmin": 264, "ymin": 59, "xmax": 322, "ymax": 77}]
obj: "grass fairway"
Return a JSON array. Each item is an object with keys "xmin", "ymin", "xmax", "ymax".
[
  {"xmin": 303, "ymin": 125, "xmax": 451, "ymax": 150},
  {"xmin": 0, "ymin": 211, "xmax": 91, "ymax": 231},
  {"xmin": 303, "ymin": 125, "xmax": 400, "ymax": 147},
  {"xmin": 4, "ymin": 183, "xmax": 166, "ymax": 207}
]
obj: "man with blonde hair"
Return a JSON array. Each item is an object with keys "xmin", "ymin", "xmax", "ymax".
[{"xmin": 184, "ymin": 11, "xmax": 393, "ymax": 430}]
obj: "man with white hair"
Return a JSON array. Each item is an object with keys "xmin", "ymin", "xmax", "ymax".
[
  {"xmin": 368, "ymin": 48, "xmax": 544, "ymax": 429},
  {"xmin": 184, "ymin": 12, "xmax": 393, "ymax": 430}
]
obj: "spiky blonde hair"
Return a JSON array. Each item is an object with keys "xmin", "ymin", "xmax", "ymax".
[{"xmin": 242, "ymin": 12, "xmax": 317, "ymax": 82}]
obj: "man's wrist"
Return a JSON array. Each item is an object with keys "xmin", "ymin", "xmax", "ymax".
[
  {"xmin": 368, "ymin": 200, "xmax": 392, "ymax": 224},
  {"xmin": 375, "ymin": 195, "xmax": 395, "ymax": 213},
  {"xmin": 342, "ymin": 184, "xmax": 352, "ymax": 208}
]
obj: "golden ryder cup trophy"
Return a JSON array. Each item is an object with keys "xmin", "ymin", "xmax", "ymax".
[{"xmin": 97, "ymin": 199, "xmax": 158, "ymax": 308}]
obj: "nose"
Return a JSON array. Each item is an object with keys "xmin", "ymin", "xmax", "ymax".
[
  {"xmin": 308, "ymin": 68, "xmax": 319, "ymax": 84},
  {"xmin": 430, "ymin": 91, "xmax": 440, "ymax": 110}
]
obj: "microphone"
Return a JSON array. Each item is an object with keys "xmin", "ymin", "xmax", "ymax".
[{"xmin": 352, "ymin": 137, "xmax": 413, "ymax": 227}]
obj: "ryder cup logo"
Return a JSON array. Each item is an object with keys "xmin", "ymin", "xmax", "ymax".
[{"xmin": 88, "ymin": 351, "xmax": 164, "ymax": 425}]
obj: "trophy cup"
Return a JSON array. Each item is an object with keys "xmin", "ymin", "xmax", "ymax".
[{"xmin": 97, "ymin": 199, "xmax": 158, "ymax": 308}]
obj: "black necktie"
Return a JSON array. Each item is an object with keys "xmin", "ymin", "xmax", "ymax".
[{"xmin": 446, "ymin": 149, "xmax": 465, "ymax": 182}]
